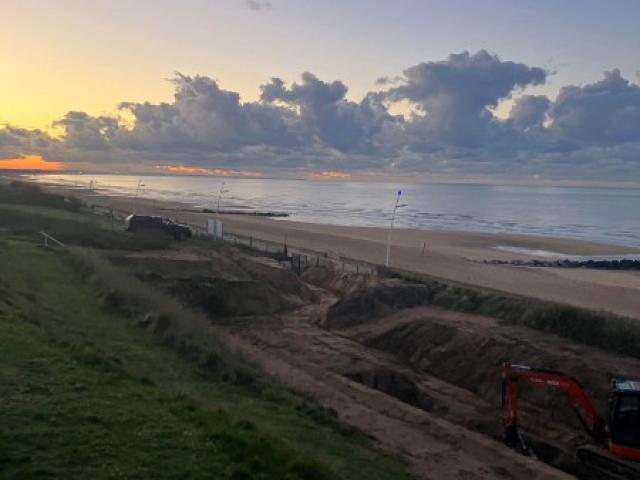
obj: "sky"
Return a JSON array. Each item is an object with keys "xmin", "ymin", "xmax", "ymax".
[{"xmin": 1, "ymin": 0, "xmax": 640, "ymax": 183}]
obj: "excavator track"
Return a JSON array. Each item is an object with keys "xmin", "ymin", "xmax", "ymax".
[{"xmin": 577, "ymin": 445, "xmax": 640, "ymax": 480}]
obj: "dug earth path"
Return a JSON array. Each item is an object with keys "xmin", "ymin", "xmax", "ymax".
[{"xmin": 228, "ymin": 306, "xmax": 573, "ymax": 480}]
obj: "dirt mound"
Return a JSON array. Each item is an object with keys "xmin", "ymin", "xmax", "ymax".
[
  {"xmin": 324, "ymin": 280, "xmax": 432, "ymax": 328},
  {"xmin": 112, "ymin": 247, "xmax": 315, "ymax": 317},
  {"xmin": 302, "ymin": 265, "xmax": 378, "ymax": 296},
  {"xmin": 169, "ymin": 275, "xmax": 303, "ymax": 316},
  {"xmin": 341, "ymin": 307, "xmax": 640, "ymax": 474},
  {"xmin": 237, "ymin": 256, "xmax": 313, "ymax": 299}
]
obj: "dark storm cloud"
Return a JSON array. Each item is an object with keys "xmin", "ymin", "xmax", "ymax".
[
  {"xmin": 509, "ymin": 95, "xmax": 551, "ymax": 130},
  {"xmin": 547, "ymin": 69, "xmax": 640, "ymax": 146},
  {"xmin": 260, "ymin": 72, "xmax": 402, "ymax": 153},
  {"xmin": 377, "ymin": 50, "xmax": 547, "ymax": 148},
  {"xmin": 0, "ymin": 125, "xmax": 57, "ymax": 158},
  {"xmin": 117, "ymin": 74, "xmax": 300, "ymax": 153},
  {"xmin": 2, "ymin": 51, "xmax": 640, "ymax": 181},
  {"xmin": 382, "ymin": 51, "xmax": 546, "ymax": 110},
  {"xmin": 53, "ymin": 111, "xmax": 121, "ymax": 150}
]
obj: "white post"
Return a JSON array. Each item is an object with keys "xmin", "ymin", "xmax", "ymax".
[
  {"xmin": 385, "ymin": 190, "xmax": 405, "ymax": 267},
  {"xmin": 216, "ymin": 181, "xmax": 229, "ymax": 213},
  {"xmin": 135, "ymin": 179, "xmax": 145, "ymax": 197},
  {"xmin": 133, "ymin": 178, "xmax": 146, "ymax": 213}
]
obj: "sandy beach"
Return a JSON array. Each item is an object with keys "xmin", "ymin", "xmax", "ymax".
[{"xmin": 39, "ymin": 184, "xmax": 640, "ymax": 319}]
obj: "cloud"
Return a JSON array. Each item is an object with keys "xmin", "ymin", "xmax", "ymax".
[
  {"xmin": 378, "ymin": 50, "xmax": 547, "ymax": 148},
  {"xmin": 374, "ymin": 76, "xmax": 404, "ymax": 86},
  {"xmin": 547, "ymin": 69, "xmax": 640, "ymax": 147},
  {"xmin": 0, "ymin": 126, "xmax": 57, "ymax": 158},
  {"xmin": 2, "ymin": 51, "xmax": 640, "ymax": 182},
  {"xmin": 509, "ymin": 95, "xmax": 551, "ymax": 130},
  {"xmin": 53, "ymin": 111, "xmax": 121, "ymax": 150},
  {"xmin": 113, "ymin": 73, "xmax": 301, "ymax": 153},
  {"xmin": 245, "ymin": 0, "xmax": 272, "ymax": 11},
  {"xmin": 260, "ymin": 72, "xmax": 402, "ymax": 154}
]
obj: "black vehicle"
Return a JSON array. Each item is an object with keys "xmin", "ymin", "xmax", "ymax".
[{"xmin": 125, "ymin": 214, "xmax": 192, "ymax": 240}]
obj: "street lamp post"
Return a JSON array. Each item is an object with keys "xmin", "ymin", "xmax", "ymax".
[{"xmin": 385, "ymin": 190, "xmax": 407, "ymax": 267}]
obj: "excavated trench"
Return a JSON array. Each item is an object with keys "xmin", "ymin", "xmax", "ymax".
[
  {"xmin": 110, "ymin": 254, "xmax": 639, "ymax": 478},
  {"xmin": 343, "ymin": 362, "xmax": 579, "ymax": 474},
  {"xmin": 345, "ymin": 369, "xmax": 438, "ymax": 414},
  {"xmin": 321, "ymin": 277, "xmax": 640, "ymax": 477}
]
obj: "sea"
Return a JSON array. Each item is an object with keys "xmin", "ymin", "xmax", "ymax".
[{"xmin": 27, "ymin": 173, "xmax": 640, "ymax": 249}]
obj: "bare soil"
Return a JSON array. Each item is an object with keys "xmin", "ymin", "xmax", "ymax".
[
  {"xmin": 112, "ymin": 241, "xmax": 640, "ymax": 479},
  {"xmin": 102, "ymin": 230, "xmax": 640, "ymax": 479},
  {"xmin": 30, "ymin": 182, "xmax": 640, "ymax": 478}
]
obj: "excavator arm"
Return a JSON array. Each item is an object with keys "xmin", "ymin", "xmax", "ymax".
[
  {"xmin": 500, "ymin": 362, "xmax": 607, "ymax": 450},
  {"xmin": 501, "ymin": 362, "xmax": 640, "ymax": 480}
]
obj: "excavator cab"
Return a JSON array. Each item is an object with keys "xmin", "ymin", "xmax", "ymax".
[{"xmin": 608, "ymin": 380, "xmax": 640, "ymax": 461}]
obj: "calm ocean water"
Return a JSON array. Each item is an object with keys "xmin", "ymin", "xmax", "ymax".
[{"xmin": 29, "ymin": 174, "xmax": 640, "ymax": 248}]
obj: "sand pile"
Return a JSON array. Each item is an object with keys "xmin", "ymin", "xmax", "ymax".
[{"xmin": 324, "ymin": 279, "xmax": 433, "ymax": 328}]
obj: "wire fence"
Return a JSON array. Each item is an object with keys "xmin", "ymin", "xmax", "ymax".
[
  {"xmin": 90, "ymin": 205, "xmax": 377, "ymax": 276},
  {"xmin": 217, "ymin": 229, "xmax": 377, "ymax": 275}
]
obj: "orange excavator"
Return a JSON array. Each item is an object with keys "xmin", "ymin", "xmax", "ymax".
[{"xmin": 501, "ymin": 362, "xmax": 640, "ymax": 480}]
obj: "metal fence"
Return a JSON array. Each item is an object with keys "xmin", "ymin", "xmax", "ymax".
[
  {"xmin": 196, "ymin": 227, "xmax": 377, "ymax": 276},
  {"xmin": 89, "ymin": 205, "xmax": 377, "ymax": 276}
]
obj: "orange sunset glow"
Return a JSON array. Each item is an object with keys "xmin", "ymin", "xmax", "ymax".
[
  {"xmin": 309, "ymin": 170, "xmax": 352, "ymax": 180},
  {"xmin": 159, "ymin": 165, "xmax": 261, "ymax": 177},
  {"xmin": 0, "ymin": 155, "xmax": 65, "ymax": 171}
]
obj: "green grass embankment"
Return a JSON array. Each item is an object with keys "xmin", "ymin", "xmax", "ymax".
[{"xmin": 0, "ymin": 239, "xmax": 412, "ymax": 479}]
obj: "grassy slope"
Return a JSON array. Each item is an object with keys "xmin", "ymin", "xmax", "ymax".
[{"xmin": 0, "ymin": 239, "xmax": 412, "ymax": 480}]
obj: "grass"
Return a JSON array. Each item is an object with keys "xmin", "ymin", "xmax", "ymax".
[
  {"xmin": 66, "ymin": 246, "xmax": 253, "ymax": 382},
  {"xmin": 0, "ymin": 206, "xmax": 175, "ymax": 250},
  {"xmin": 382, "ymin": 266, "xmax": 640, "ymax": 359},
  {"xmin": 0, "ymin": 184, "xmax": 175, "ymax": 252},
  {"xmin": 0, "ymin": 239, "xmax": 409, "ymax": 480},
  {"xmin": 0, "ymin": 238, "xmax": 413, "ymax": 480},
  {"xmin": 0, "ymin": 181, "xmax": 82, "ymax": 212},
  {"xmin": 0, "ymin": 180, "xmax": 174, "ymax": 250}
]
